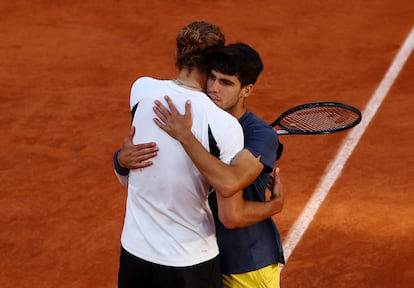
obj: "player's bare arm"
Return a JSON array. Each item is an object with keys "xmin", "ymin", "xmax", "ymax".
[
  {"xmin": 217, "ymin": 167, "xmax": 284, "ymax": 229},
  {"xmin": 153, "ymin": 95, "xmax": 263, "ymax": 198}
]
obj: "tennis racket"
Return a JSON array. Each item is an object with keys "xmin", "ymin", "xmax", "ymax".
[
  {"xmin": 270, "ymin": 101, "xmax": 362, "ymax": 135},
  {"xmin": 266, "ymin": 102, "xmax": 361, "ymax": 194}
]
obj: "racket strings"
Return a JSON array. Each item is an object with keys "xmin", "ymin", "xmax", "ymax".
[{"xmin": 280, "ymin": 106, "xmax": 359, "ymax": 132}]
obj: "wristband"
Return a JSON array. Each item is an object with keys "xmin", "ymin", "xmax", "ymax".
[{"xmin": 113, "ymin": 149, "xmax": 130, "ymax": 176}]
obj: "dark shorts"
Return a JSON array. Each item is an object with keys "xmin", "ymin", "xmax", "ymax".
[{"xmin": 118, "ymin": 246, "xmax": 223, "ymax": 288}]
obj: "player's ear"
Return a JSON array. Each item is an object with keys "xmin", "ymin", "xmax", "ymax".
[{"xmin": 241, "ymin": 84, "xmax": 253, "ymax": 98}]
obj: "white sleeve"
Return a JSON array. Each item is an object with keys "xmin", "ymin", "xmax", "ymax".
[{"xmin": 219, "ymin": 121, "xmax": 244, "ymax": 164}]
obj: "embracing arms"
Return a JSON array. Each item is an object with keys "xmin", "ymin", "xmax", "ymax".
[
  {"xmin": 152, "ymin": 96, "xmax": 262, "ymax": 198},
  {"xmin": 113, "ymin": 126, "xmax": 284, "ymax": 228},
  {"xmin": 113, "ymin": 134, "xmax": 284, "ymax": 228}
]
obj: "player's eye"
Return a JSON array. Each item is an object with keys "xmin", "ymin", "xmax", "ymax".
[{"xmin": 222, "ymin": 80, "xmax": 233, "ymax": 86}]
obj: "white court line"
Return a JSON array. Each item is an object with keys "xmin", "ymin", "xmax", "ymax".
[{"xmin": 282, "ymin": 26, "xmax": 414, "ymax": 263}]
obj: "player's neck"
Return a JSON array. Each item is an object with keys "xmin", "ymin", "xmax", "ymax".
[
  {"xmin": 175, "ymin": 69, "xmax": 206, "ymax": 92},
  {"xmin": 228, "ymin": 106, "xmax": 247, "ymax": 120}
]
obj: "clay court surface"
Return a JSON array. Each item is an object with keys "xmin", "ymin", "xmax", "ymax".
[{"xmin": 1, "ymin": 1, "xmax": 413, "ymax": 287}]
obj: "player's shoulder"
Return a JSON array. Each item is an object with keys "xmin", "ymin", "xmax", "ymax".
[
  {"xmin": 203, "ymin": 103, "xmax": 241, "ymax": 134},
  {"xmin": 131, "ymin": 77, "xmax": 167, "ymax": 96},
  {"xmin": 242, "ymin": 111, "xmax": 277, "ymax": 138},
  {"xmin": 208, "ymin": 103, "xmax": 239, "ymax": 124},
  {"xmin": 132, "ymin": 76, "xmax": 159, "ymax": 87},
  {"xmin": 242, "ymin": 111, "xmax": 270, "ymax": 129}
]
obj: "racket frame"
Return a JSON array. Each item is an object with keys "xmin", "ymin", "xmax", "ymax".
[{"xmin": 270, "ymin": 101, "xmax": 362, "ymax": 135}]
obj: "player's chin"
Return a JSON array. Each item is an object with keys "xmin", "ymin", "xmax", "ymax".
[{"xmin": 211, "ymin": 98, "xmax": 222, "ymax": 107}]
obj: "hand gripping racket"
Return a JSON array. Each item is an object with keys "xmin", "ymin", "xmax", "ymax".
[{"xmin": 270, "ymin": 101, "xmax": 362, "ymax": 135}]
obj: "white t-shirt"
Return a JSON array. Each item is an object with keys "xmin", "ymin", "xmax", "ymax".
[{"xmin": 120, "ymin": 77, "xmax": 244, "ymax": 267}]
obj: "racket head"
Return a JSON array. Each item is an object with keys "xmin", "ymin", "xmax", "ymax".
[{"xmin": 271, "ymin": 102, "xmax": 362, "ymax": 135}]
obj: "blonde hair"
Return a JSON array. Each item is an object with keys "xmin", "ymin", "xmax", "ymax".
[{"xmin": 175, "ymin": 21, "xmax": 225, "ymax": 73}]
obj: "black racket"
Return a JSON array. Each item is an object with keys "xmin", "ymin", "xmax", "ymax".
[
  {"xmin": 270, "ymin": 102, "xmax": 362, "ymax": 135},
  {"xmin": 266, "ymin": 101, "xmax": 362, "ymax": 194}
]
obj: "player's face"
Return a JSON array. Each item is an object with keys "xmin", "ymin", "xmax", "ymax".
[{"xmin": 207, "ymin": 70, "xmax": 243, "ymax": 113}]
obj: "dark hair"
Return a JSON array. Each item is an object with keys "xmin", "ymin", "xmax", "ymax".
[
  {"xmin": 175, "ymin": 21, "xmax": 225, "ymax": 73},
  {"xmin": 207, "ymin": 42, "xmax": 263, "ymax": 87}
]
